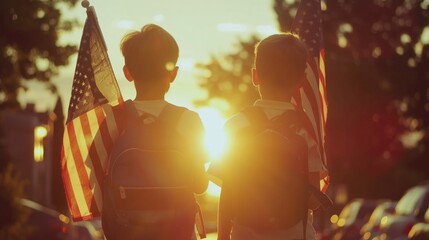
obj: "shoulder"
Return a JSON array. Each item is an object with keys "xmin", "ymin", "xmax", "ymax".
[
  {"xmin": 167, "ymin": 104, "xmax": 202, "ymax": 125},
  {"xmin": 166, "ymin": 103, "xmax": 204, "ymax": 134},
  {"xmin": 224, "ymin": 112, "xmax": 251, "ymax": 134}
]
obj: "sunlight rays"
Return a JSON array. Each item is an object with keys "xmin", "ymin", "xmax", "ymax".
[
  {"xmin": 198, "ymin": 107, "xmax": 227, "ymax": 197},
  {"xmin": 197, "ymin": 107, "xmax": 228, "ymax": 162}
]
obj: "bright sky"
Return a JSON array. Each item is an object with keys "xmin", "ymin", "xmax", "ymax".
[{"xmin": 52, "ymin": 0, "xmax": 279, "ymax": 111}]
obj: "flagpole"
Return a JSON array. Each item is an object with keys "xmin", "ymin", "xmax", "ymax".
[
  {"xmin": 80, "ymin": 0, "xmax": 124, "ymax": 103},
  {"xmin": 81, "ymin": 0, "xmax": 108, "ymax": 52}
]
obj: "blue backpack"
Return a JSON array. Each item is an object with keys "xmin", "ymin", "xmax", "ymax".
[{"xmin": 102, "ymin": 100, "xmax": 197, "ymax": 240}]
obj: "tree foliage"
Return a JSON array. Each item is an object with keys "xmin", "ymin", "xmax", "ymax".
[
  {"xmin": 318, "ymin": 0, "xmax": 428, "ymax": 199},
  {"xmin": 0, "ymin": 0, "xmax": 78, "ymax": 109},
  {"xmin": 197, "ymin": 0, "xmax": 429, "ymax": 199},
  {"xmin": 195, "ymin": 36, "xmax": 261, "ymax": 115}
]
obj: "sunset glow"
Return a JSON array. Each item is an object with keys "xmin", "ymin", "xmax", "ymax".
[
  {"xmin": 197, "ymin": 107, "xmax": 227, "ymax": 197},
  {"xmin": 197, "ymin": 107, "xmax": 228, "ymax": 162}
]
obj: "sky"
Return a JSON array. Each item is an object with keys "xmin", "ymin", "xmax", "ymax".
[{"xmin": 47, "ymin": 0, "xmax": 280, "ymax": 113}]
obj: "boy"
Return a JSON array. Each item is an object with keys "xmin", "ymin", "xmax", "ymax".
[
  {"xmin": 214, "ymin": 33, "xmax": 328, "ymax": 240},
  {"xmin": 102, "ymin": 24, "xmax": 208, "ymax": 240}
]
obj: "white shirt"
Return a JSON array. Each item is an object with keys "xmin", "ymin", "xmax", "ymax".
[{"xmin": 132, "ymin": 100, "xmax": 204, "ymax": 141}]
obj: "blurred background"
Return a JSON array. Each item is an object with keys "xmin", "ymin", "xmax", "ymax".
[{"xmin": 1, "ymin": 0, "xmax": 428, "ymax": 239}]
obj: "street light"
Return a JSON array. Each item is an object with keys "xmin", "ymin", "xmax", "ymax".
[{"xmin": 34, "ymin": 126, "xmax": 48, "ymax": 162}]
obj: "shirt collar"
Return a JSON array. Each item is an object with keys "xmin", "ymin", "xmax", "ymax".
[
  {"xmin": 133, "ymin": 99, "xmax": 167, "ymax": 105},
  {"xmin": 253, "ymin": 99, "xmax": 297, "ymax": 111}
]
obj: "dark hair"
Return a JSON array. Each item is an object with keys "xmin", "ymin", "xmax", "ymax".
[
  {"xmin": 254, "ymin": 33, "xmax": 308, "ymax": 89},
  {"xmin": 120, "ymin": 24, "xmax": 179, "ymax": 83}
]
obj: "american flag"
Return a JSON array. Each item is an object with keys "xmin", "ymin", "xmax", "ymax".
[
  {"xmin": 62, "ymin": 6, "xmax": 123, "ymax": 221},
  {"xmin": 291, "ymin": 0, "xmax": 329, "ymax": 191}
]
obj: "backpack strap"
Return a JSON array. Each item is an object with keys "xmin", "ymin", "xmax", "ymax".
[
  {"xmin": 277, "ymin": 109, "xmax": 317, "ymax": 146},
  {"xmin": 123, "ymin": 100, "xmax": 141, "ymax": 126},
  {"xmin": 158, "ymin": 104, "xmax": 187, "ymax": 129},
  {"xmin": 241, "ymin": 106, "xmax": 269, "ymax": 131},
  {"xmin": 123, "ymin": 101, "xmax": 186, "ymax": 128},
  {"xmin": 158, "ymin": 104, "xmax": 205, "ymax": 235}
]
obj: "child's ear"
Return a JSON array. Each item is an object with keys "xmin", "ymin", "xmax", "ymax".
[
  {"xmin": 168, "ymin": 66, "xmax": 179, "ymax": 83},
  {"xmin": 252, "ymin": 68, "xmax": 260, "ymax": 87},
  {"xmin": 123, "ymin": 65, "xmax": 134, "ymax": 82}
]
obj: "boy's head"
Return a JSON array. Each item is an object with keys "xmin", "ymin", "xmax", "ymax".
[
  {"xmin": 253, "ymin": 33, "xmax": 308, "ymax": 99},
  {"xmin": 120, "ymin": 24, "xmax": 179, "ymax": 96}
]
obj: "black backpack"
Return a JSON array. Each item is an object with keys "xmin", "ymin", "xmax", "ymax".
[
  {"xmin": 102, "ymin": 100, "xmax": 197, "ymax": 240},
  {"xmin": 225, "ymin": 107, "xmax": 329, "ymax": 237}
]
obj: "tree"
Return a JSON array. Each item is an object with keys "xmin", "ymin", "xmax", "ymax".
[
  {"xmin": 196, "ymin": 0, "xmax": 429, "ymax": 199},
  {"xmin": 0, "ymin": 0, "xmax": 78, "ymax": 109},
  {"xmin": 195, "ymin": 36, "xmax": 261, "ymax": 115},
  {"xmin": 305, "ymin": 0, "xmax": 429, "ymax": 199}
]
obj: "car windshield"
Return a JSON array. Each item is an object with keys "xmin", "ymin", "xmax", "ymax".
[
  {"xmin": 367, "ymin": 202, "xmax": 395, "ymax": 225},
  {"xmin": 339, "ymin": 201, "xmax": 361, "ymax": 222},
  {"xmin": 367, "ymin": 205, "xmax": 385, "ymax": 224},
  {"xmin": 425, "ymin": 207, "xmax": 429, "ymax": 222},
  {"xmin": 396, "ymin": 186, "xmax": 427, "ymax": 216},
  {"xmin": 339, "ymin": 200, "xmax": 378, "ymax": 226}
]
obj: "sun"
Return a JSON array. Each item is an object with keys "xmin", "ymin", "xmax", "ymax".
[
  {"xmin": 197, "ymin": 107, "xmax": 228, "ymax": 197},
  {"xmin": 197, "ymin": 107, "xmax": 228, "ymax": 162}
]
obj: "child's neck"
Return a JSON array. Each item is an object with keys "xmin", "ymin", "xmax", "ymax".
[
  {"xmin": 260, "ymin": 95, "xmax": 292, "ymax": 102},
  {"xmin": 135, "ymin": 92, "xmax": 165, "ymax": 101},
  {"xmin": 259, "ymin": 87, "xmax": 293, "ymax": 102}
]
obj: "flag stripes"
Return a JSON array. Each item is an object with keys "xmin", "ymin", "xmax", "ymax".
[
  {"xmin": 291, "ymin": 0, "xmax": 329, "ymax": 190},
  {"xmin": 62, "ymin": 6, "xmax": 122, "ymax": 221},
  {"xmin": 62, "ymin": 105, "xmax": 122, "ymax": 220}
]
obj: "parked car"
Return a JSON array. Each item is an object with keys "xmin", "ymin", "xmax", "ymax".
[
  {"xmin": 377, "ymin": 184, "xmax": 429, "ymax": 240},
  {"xmin": 320, "ymin": 199, "xmax": 381, "ymax": 240},
  {"xmin": 408, "ymin": 207, "xmax": 429, "ymax": 240},
  {"xmin": 20, "ymin": 198, "xmax": 71, "ymax": 240},
  {"xmin": 359, "ymin": 201, "xmax": 396, "ymax": 240}
]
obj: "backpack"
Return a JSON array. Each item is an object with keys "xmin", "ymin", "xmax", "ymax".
[
  {"xmin": 225, "ymin": 107, "xmax": 317, "ymax": 237},
  {"xmin": 102, "ymin": 100, "xmax": 197, "ymax": 240}
]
